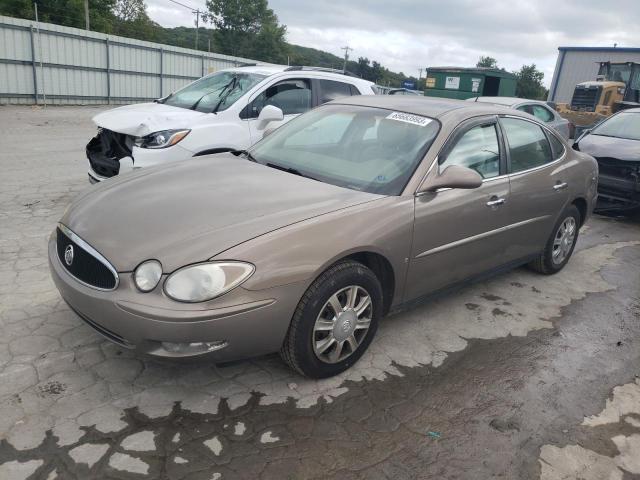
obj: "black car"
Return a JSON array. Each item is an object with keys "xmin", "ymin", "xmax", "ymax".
[{"xmin": 574, "ymin": 108, "xmax": 640, "ymax": 212}]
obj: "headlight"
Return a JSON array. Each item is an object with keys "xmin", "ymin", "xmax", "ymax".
[
  {"xmin": 164, "ymin": 262, "xmax": 255, "ymax": 303},
  {"xmin": 135, "ymin": 129, "xmax": 190, "ymax": 149},
  {"xmin": 134, "ymin": 260, "xmax": 163, "ymax": 292}
]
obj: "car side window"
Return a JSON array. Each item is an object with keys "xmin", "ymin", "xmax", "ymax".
[
  {"xmin": 531, "ymin": 105, "xmax": 554, "ymax": 123},
  {"xmin": 246, "ymin": 79, "xmax": 312, "ymax": 118},
  {"xmin": 516, "ymin": 105, "xmax": 533, "ymax": 115},
  {"xmin": 548, "ymin": 132, "xmax": 565, "ymax": 160},
  {"xmin": 501, "ymin": 117, "xmax": 553, "ymax": 173},
  {"xmin": 318, "ymin": 80, "xmax": 354, "ymax": 104},
  {"xmin": 440, "ymin": 123, "xmax": 501, "ymax": 179}
]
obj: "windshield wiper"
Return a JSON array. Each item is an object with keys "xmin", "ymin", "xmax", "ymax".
[
  {"xmin": 233, "ymin": 149, "xmax": 257, "ymax": 162},
  {"xmin": 212, "ymin": 76, "xmax": 239, "ymax": 114},
  {"xmin": 266, "ymin": 162, "xmax": 317, "ymax": 181}
]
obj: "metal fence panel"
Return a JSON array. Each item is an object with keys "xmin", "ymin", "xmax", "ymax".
[{"xmin": 0, "ymin": 15, "xmax": 266, "ymax": 105}]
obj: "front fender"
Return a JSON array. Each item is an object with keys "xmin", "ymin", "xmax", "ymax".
[{"xmin": 213, "ymin": 196, "xmax": 415, "ymax": 308}]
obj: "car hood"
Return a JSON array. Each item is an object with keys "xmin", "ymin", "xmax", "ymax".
[
  {"xmin": 578, "ymin": 134, "xmax": 640, "ymax": 162},
  {"xmin": 92, "ymin": 102, "xmax": 207, "ymax": 137},
  {"xmin": 62, "ymin": 154, "xmax": 382, "ymax": 272}
]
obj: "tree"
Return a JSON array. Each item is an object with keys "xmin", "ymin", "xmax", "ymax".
[
  {"xmin": 514, "ymin": 64, "xmax": 547, "ymax": 100},
  {"xmin": 477, "ymin": 56, "xmax": 498, "ymax": 69},
  {"xmin": 113, "ymin": 0, "xmax": 147, "ymax": 22},
  {"xmin": 204, "ymin": 0, "xmax": 288, "ymax": 63}
]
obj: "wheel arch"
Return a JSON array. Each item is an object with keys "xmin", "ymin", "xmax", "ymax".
[
  {"xmin": 571, "ymin": 196, "xmax": 588, "ymax": 227},
  {"xmin": 339, "ymin": 251, "xmax": 396, "ymax": 316}
]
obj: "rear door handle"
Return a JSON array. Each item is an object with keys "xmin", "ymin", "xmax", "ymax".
[
  {"xmin": 553, "ymin": 182, "xmax": 568, "ymax": 191},
  {"xmin": 486, "ymin": 197, "xmax": 505, "ymax": 207}
]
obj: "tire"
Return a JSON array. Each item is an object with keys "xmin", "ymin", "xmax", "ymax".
[
  {"xmin": 280, "ymin": 260, "xmax": 383, "ymax": 378},
  {"xmin": 529, "ymin": 205, "xmax": 581, "ymax": 275}
]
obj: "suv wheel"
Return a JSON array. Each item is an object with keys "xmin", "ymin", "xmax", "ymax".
[{"xmin": 280, "ymin": 260, "xmax": 382, "ymax": 378}]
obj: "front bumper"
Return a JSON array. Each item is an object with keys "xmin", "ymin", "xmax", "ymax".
[
  {"xmin": 48, "ymin": 232, "xmax": 305, "ymax": 360},
  {"xmin": 596, "ymin": 169, "xmax": 640, "ymax": 212},
  {"xmin": 86, "ymin": 130, "xmax": 194, "ymax": 183}
]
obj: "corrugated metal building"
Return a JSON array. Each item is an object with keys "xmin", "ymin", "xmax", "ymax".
[
  {"xmin": 0, "ymin": 15, "xmax": 267, "ymax": 105},
  {"xmin": 548, "ymin": 46, "xmax": 640, "ymax": 103}
]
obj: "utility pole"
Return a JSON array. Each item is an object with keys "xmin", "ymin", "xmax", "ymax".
[
  {"xmin": 84, "ymin": 0, "xmax": 90, "ymax": 30},
  {"xmin": 341, "ymin": 46, "xmax": 352, "ymax": 74},
  {"xmin": 418, "ymin": 68, "xmax": 423, "ymax": 81},
  {"xmin": 194, "ymin": 9, "xmax": 200, "ymax": 50}
]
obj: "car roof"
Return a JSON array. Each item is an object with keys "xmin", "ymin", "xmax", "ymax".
[
  {"xmin": 469, "ymin": 96, "xmax": 547, "ymax": 107},
  {"xmin": 329, "ymin": 95, "xmax": 522, "ymax": 120},
  {"xmin": 221, "ymin": 65, "xmax": 374, "ymax": 85},
  {"xmin": 223, "ymin": 65, "xmax": 288, "ymax": 76}
]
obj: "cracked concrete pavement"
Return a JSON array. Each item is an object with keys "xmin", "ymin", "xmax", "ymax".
[{"xmin": 0, "ymin": 105, "xmax": 639, "ymax": 479}]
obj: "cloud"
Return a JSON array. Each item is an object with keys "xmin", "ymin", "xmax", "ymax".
[{"xmin": 145, "ymin": 0, "xmax": 639, "ymax": 86}]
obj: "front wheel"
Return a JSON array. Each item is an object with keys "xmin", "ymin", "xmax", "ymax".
[
  {"xmin": 529, "ymin": 205, "xmax": 581, "ymax": 275},
  {"xmin": 280, "ymin": 260, "xmax": 382, "ymax": 378}
]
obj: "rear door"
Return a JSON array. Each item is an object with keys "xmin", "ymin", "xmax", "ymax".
[
  {"xmin": 245, "ymin": 78, "xmax": 313, "ymax": 144},
  {"xmin": 405, "ymin": 116, "xmax": 512, "ymax": 300},
  {"xmin": 315, "ymin": 78, "xmax": 359, "ymax": 103},
  {"xmin": 499, "ymin": 116, "xmax": 570, "ymax": 259}
]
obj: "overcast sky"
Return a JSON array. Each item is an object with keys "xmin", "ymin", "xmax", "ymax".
[{"xmin": 146, "ymin": 0, "xmax": 639, "ymax": 86}]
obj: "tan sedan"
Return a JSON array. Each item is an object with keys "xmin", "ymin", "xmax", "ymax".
[{"xmin": 49, "ymin": 96, "xmax": 598, "ymax": 378}]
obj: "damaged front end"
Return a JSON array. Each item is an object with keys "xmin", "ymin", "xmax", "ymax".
[
  {"xmin": 595, "ymin": 157, "xmax": 640, "ymax": 212},
  {"xmin": 86, "ymin": 128, "xmax": 135, "ymax": 182}
]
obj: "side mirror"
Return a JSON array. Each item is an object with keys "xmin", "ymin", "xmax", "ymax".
[
  {"xmin": 418, "ymin": 165, "xmax": 483, "ymax": 193},
  {"xmin": 256, "ymin": 105, "xmax": 284, "ymax": 130}
]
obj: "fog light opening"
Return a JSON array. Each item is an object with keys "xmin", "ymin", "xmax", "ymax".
[{"xmin": 161, "ymin": 340, "xmax": 228, "ymax": 355}]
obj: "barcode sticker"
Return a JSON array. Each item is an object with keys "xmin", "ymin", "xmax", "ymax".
[{"xmin": 386, "ymin": 112, "xmax": 432, "ymax": 127}]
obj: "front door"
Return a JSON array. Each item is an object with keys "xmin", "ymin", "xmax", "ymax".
[
  {"xmin": 246, "ymin": 78, "xmax": 313, "ymax": 144},
  {"xmin": 405, "ymin": 117, "xmax": 512, "ymax": 301}
]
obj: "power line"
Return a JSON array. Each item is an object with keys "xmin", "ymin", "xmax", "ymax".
[{"xmin": 165, "ymin": 0, "xmax": 199, "ymax": 12}]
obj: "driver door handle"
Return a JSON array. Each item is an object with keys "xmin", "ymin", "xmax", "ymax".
[
  {"xmin": 486, "ymin": 197, "xmax": 505, "ymax": 207},
  {"xmin": 553, "ymin": 182, "xmax": 568, "ymax": 191}
]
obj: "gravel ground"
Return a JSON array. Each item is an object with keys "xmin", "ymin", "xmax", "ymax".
[{"xmin": 0, "ymin": 105, "xmax": 639, "ymax": 480}]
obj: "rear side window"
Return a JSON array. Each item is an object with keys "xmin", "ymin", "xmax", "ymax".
[
  {"xmin": 440, "ymin": 123, "xmax": 501, "ymax": 179},
  {"xmin": 501, "ymin": 118, "xmax": 553, "ymax": 173},
  {"xmin": 531, "ymin": 105, "xmax": 554, "ymax": 122},
  {"xmin": 244, "ymin": 79, "xmax": 312, "ymax": 118},
  {"xmin": 548, "ymin": 132, "xmax": 565, "ymax": 160},
  {"xmin": 318, "ymin": 80, "xmax": 354, "ymax": 104}
]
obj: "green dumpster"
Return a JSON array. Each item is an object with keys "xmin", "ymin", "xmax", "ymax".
[{"xmin": 424, "ymin": 67, "xmax": 517, "ymax": 100}]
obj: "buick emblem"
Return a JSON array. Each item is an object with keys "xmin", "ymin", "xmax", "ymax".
[{"xmin": 64, "ymin": 244, "xmax": 74, "ymax": 266}]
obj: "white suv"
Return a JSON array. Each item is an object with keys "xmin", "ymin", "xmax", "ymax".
[{"xmin": 86, "ymin": 65, "xmax": 376, "ymax": 182}]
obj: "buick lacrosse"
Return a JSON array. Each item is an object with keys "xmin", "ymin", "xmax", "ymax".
[{"xmin": 49, "ymin": 96, "xmax": 598, "ymax": 378}]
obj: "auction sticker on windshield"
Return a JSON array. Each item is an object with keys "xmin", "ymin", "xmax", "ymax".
[{"xmin": 386, "ymin": 112, "xmax": 432, "ymax": 127}]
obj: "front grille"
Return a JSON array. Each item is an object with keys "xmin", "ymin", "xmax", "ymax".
[
  {"xmin": 56, "ymin": 227, "xmax": 118, "ymax": 290},
  {"xmin": 86, "ymin": 128, "xmax": 133, "ymax": 178},
  {"xmin": 570, "ymin": 85, "xmax": 601, "ymax": 111}
]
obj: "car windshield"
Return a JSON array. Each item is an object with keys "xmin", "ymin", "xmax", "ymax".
[
  {"xmin": 162, "ymin": 71, "xmax": 266, "ymax": 113},
  {"xmin": 591, "ymin": 111, "xmax": 640, "ymax": 141},
  {"xmin": 249, "ymin": 104, "xmax": 440, "ymax": 195}
]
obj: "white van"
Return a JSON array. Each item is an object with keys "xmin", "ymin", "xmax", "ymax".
[{"xmin": 86, "ymin": 65, "xmax": 376, "ymax": 182}]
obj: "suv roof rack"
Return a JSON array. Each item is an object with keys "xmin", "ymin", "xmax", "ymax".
[{"xmin": 285, "ymin": 66, "xmax": 359, "ymax": 78}]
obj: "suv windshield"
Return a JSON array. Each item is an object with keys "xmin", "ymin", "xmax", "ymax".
[
  {"xmin": 249, "ymin": 104, "xmax": 440, "ymax": 195},
  {"xmin": 162, "ymin": 71, "xmax": 266, "ymax": 113},
  {"xmin": 592, "ymin": 111, "xmax": 640, "ymax": 141}
]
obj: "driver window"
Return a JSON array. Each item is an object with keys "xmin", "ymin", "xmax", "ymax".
[
  {"xmin": 248, "ymin": 79, "xmax": 311, "ymax": 118},
  {"xmin": 440, "ymin": 124, "xmax": 500, "ymax": 179}
]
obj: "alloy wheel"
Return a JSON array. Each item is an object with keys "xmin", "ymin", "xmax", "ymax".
[
  {"xmin": 312, "ymin": 285, "xmax": 372, "ymax": 364},
  {"xmin": 552, "ymin": 216, "xmax": 576, "ymax": 265}
]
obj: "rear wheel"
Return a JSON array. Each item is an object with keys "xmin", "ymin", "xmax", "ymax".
[
  {"xmin": 280, "ymin": 260, "xmax": 382, "ymax": 378},
  {"xmin": 529, "ymin": 205, "xmax": 581, "ymax": 274}
]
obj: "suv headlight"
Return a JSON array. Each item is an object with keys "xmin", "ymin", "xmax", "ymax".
[
  {"xmin": 164, "ymin": 262, "xmax": 255, "ymax": 303},
  {"xmin": 135, "ymin": 129, "xmax": 190, "ymax": 149}
]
